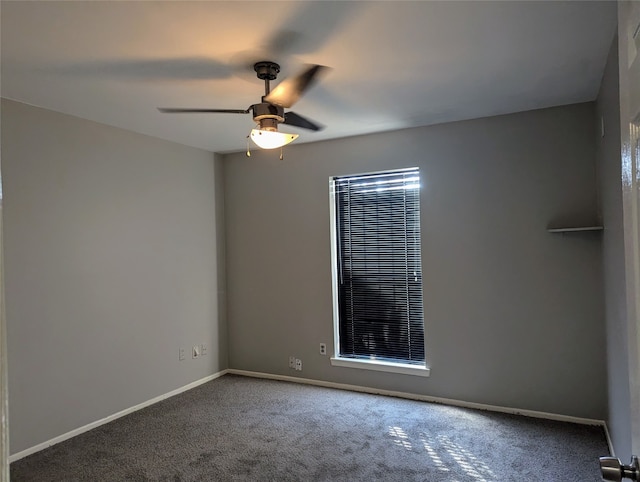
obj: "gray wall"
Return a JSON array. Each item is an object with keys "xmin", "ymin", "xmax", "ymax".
[
  {"xmin": 1, "ymin": 99, "xmax": 226, "ymax": 454},
  {"xmin": 596, "ymin": 35, "xmax": 632, "ymax": 458},
  {"xmin": 224, "ymin": 102, "xmax": 606, "ymax": 419}
]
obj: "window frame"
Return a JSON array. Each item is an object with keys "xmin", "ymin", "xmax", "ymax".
[{"xmin": 329, "ymin": 167, "xmax": 430, "ymax": 377}]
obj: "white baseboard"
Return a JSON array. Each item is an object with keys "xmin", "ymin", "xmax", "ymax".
[
  {"xmin": 227, "ymin": 369, "xmax": 607, "ymax": 428},
  {"xmin": 11, "ymin": 368, "xmax": 611, "ymax": 463},
  {"xmin": 9, "ymin": 370, "xmax": 229, "ymax": 463},
  {"xmin": 603, "ymin": 422, "xmax": 615, "ymax": 456}
]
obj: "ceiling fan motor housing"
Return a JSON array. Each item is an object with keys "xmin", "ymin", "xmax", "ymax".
[{"xmin": 253, "ymin": 61, "xmax": 281, "ymax": 81}]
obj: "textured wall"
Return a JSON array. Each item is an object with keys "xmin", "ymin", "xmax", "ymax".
[
  {"xmin": 2, "ymin": 99, "xmax": 224, "ymax": 454},
  {"xmin": 224, "ymin": 103, "xmax": 606, "ymax": 419}
]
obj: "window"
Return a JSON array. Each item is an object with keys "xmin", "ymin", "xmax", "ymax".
[{"xmin": 330, "ymin": 168, "xmax": 428, "ymax": 376}]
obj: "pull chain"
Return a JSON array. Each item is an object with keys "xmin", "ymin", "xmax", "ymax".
[
  {"xmin": 246, "ymin": 136, "xmax": 251, "ymax": 157},
  {"xmin": 279, "ymin": 146, "xmax": 284, "ymax": 160}
]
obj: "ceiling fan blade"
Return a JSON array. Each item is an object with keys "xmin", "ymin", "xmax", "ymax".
[
  {"xmin": 283, "ymin": 111, "xmax": 324, "ymax": 131},
  {"xmin": 264, "ymin": 64, "xmax": 329, "ymax": 108},
  {"xmin": 158, "ymin": 108, "xmax": 250, "ymax": 114},
  {"xmin": 263, "ymin": 2, "xmax": 359, "ymax": 57},
  {"xmin": 229, "ymin": 2, "xmax": 356, "ymax": 76},
  {"xmin": 263, "ymin": 30, "xmax": 304, "ymax": 58},
  {"xmin": 60, "ymin": 58, "xmax": 232, "ymax": 81}
]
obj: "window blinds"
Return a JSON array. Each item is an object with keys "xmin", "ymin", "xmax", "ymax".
[{"xmin": 334, "ymin": 168, "xmax": 425, "ymax": 365}]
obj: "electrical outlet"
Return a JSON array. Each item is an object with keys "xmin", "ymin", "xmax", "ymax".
[
  {"xmin": 289, "ymin": 356, "xmax": 296, "ymax": 369},
  {"xmin": 192, "ymin": 345, "xmax": 200, "ymax": 359},
  {"xmin": 179, "ymin": 348, "xmax": 185, "ymax": 361},
  {"xmin": 319, "ymin": 343, "xmax": 327, "ymax": 355},
  {"xmin": 200, "ymin": 343, "xmax": 207, "ymax": 356},
  {"xmin": 295, "ymin": 359, "xmax": 302, "ymax": 371}
]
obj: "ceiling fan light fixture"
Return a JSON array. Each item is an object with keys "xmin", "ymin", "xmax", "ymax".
[{"xmin": 250, "ymin": 128, "xmax": 298, "ymax": 149}]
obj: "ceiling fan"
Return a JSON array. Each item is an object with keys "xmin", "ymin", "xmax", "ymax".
[{"xmin": 158, "ymin": 61, "xmax": 328, "ymax": 152}]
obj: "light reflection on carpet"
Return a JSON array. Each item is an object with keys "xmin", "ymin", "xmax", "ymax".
[
  {"xmin": 388, "ymin": 425, "xmax": 413, "ymax": 450},
  {"xmin": 388, "ymin": 425, "xmax": 496, "ymax": 481}
]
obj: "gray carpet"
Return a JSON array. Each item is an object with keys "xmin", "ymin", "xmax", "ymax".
[{"xmin": 11, "ymin": 374, "xmax": 609, "ymax": 481}]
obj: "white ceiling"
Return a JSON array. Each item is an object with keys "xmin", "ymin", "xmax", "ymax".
[{"xmin": 1, "ymin": 1, "xmax": 617, "ymax": 154}]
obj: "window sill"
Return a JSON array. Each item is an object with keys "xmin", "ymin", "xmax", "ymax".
[{"xmin": 330, "ymin": 357, "xmax": 430, "ymax": 377}]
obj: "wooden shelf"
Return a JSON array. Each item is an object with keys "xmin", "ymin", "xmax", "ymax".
[{"xmin": 547, "ymin": 226, "xmax": 603, "ymax": 233}]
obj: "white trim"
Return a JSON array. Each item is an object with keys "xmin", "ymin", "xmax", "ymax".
[
  {"xmin": 9, "ymin": 370, "xmax": 229, "ymax": 462},
  {"xmin": 547, "ymin": 226, "xmax": 604, "ymax": 233},
  {"xmin": 331, "ymin": 166, "xmax": 419, "ymax": 181},
  {"xmin": 10, "ymin": 368, "xmax": 608, "ymax": 464},
  {"xmin": 328, "ymin": 177, "xmax": 341, "ymax": 359},
  {"xmin": 0, "ymin": 206, "xmax": 8, "ymax": 482},
  {"xmin": 330, "ymin": 357, "xmax": 430, "ymax": 377},
  {"xmin": 329, "ymin": 167, "xmax": 427, "ymax": 370},
  {"xmin": 227, "ymin": 369, "xmax": 605, "ymax": 427},
  {"xmin": 603, "ymin": 422, "xmax": 615, "ymax": 456}
]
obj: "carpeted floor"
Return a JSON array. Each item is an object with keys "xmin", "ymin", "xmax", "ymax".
[{"xmin": 11, "ymin": 374, "xmax": 609, "ymax": 481}]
